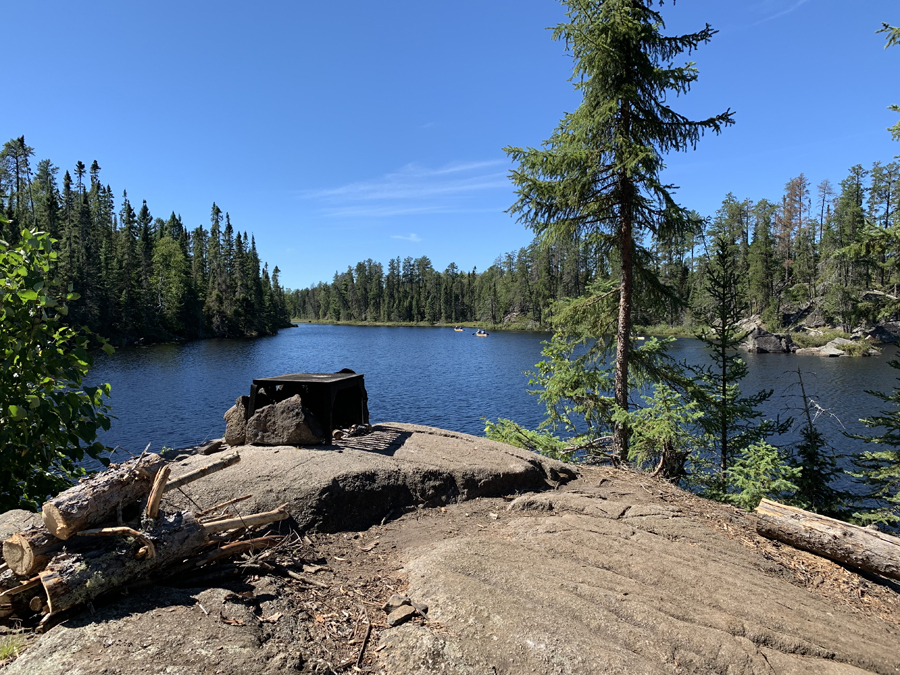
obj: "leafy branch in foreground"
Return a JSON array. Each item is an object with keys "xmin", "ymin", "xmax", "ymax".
[{"xmin": 0, "ymin": 223, "xmax": 113, "ymax": 510}]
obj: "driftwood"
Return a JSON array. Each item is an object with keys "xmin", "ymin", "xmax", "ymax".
[
  {"xmin": 42, "ymin": 454, "xmax": 167, "ymax": 540},
  {"xmin": 164, "ymin": 453, "xmax": 241, "ymax": 493},
  {"xmin": 3, "ymin": 526, "xmax": 63, "ymax": 577},
  {"xmin": 755, "ymin": 499, "xmax": 900, "ymax": 581},
  {"xmin": 40, "ymin": 511, "xmax": 207, "ymax": 615}
]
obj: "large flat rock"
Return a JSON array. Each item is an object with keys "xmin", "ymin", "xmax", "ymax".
[
  {"xmin": 381, "ymin": 484, "xmax": 900, "ymax": 675},
  {"xmin": 4, "ymin": 429, "xmax": 899, "ymax": 675},
  {"xmin": 163, "ymin": 423, "xmax": 575, "ymax": 532}
]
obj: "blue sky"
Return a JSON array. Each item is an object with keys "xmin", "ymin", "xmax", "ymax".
[{"xmin": 4, "ymin": 1, "xmax": 897, "ymax": 289}]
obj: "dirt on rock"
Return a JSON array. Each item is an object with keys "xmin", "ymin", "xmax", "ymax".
[{"xmin": 2, "ymin": 425, "xmax": 899, "ymax": 675}]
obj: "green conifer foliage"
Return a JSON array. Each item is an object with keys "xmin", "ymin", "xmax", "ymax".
[
  {"xmin": 505, "ymin": 0, "xmax": 733, "ymax": 460},
  {"xmin": 849, "ymin": 359, "xmax": 900, "ymax": 526}
]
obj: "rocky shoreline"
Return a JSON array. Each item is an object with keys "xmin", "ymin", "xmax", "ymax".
[{"xmin": 1, "ymin": 424, "xmax": 898, "ymax": 674}]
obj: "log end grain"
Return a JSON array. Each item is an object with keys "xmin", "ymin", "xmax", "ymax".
[
  {"xmin": 41, "ymin": 504, "xmax": 70, "ymax": 540},
  {"xmin": 3, "ymin": 534, "xmax": 36, "ymax": 576}
]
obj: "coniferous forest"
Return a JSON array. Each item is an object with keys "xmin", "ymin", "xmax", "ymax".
[
  {"xmin": 0, "ymin": 137, "xmax": 292, "ymax": 344},
  {"xmin": 287, "ymin": 160, "xmax": 900, "ymax": 335}
]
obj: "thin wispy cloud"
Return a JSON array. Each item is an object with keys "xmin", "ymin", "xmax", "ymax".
[
  {"xmin": 750, "ymin": 0, "xmax": 812, "ymax": 26},
  {"xmin": 391, "ymin": 233, "xmax": 422, "ymax": 242},
  {"xmin": 300, "ymin": 159, "xmax": 510, "ymax": 218}
]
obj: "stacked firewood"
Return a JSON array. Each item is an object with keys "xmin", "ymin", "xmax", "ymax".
[{"xmin": 0, "ymin": 452, "xmax": 290, "ymax": 626}]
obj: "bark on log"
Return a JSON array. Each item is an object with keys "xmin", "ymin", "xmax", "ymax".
[
  {"xmin": 3, "ymin": 526, "xmax": 63, "ymax": 576},
  {"xmin": 40, "ymin": 511, "xmax": 207, "ymax": 615},
  {"xmin": 755, "ymin": 499, "xmax": 900, "ymax": 581},
  {"xmin": 164, "ymin": 453, "xmax": 240, "ymax": 492},
  {"xmin": 42, "ymin": 454, "xmax": 167, "ymax": 540}
]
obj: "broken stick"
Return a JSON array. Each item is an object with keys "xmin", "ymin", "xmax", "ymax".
[
  {"xmin": 145, "ymin": 465, "xmax": 172, "ymax": 519},
  {"xmin": 164, "ymin": 453, "xmax": 241, "ymax": 492},
  {"xmin": 196, "ymin": 494, "xmax": 253, "ymax": 518},
  {"xmin": 201, "ymin": 504, "xmax": 289, "ymax": 535}
]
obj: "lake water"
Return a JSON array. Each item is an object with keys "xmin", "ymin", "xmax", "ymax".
[{"xmin": 87, "ymin": 324, "xmax": 899, "ymax": 474}]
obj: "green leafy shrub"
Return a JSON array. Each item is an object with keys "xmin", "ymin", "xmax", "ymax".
[{"xmin": 0, "ymin": 224, "xmax": 113, "ymax": 511}]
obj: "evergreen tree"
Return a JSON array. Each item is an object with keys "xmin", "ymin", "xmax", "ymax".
[
  {"xmin": 849, "ymin": 359, "xmax": 900, "ymax": 526},
  {"xmin": 692, "ymin": 233, "xmax": 788, "ymax": 491},
  {"xmin": 505, "ymin": 0, "xmax": 733, "ymax": 460}
]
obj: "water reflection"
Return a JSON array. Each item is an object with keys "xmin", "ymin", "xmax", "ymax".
[{"xmin": 87, "ymin": 326, "xmax": 900, "ymax": 482}]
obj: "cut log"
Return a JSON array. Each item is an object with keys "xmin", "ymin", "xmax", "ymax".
[
  {"xmin": 164, "ymin": 453, "xmax": 240, "ymax": 492},
  {"xmin": 755, "ymin": 499, "xmax": 900, "ymax": 581},
  {"xmin": 42, "ymin": 454, "xmax": 167, "ymax": 540},
  {"xmin": 40, "ymin": 511, "xmax": 207, "ymax": 615},
  {"xmin": 3, "ymin": 526, "xmax": 63, "ymax": 577},
  {"xmin": 201, "ymin": 504, "xmax": 289, "ymax": 535}
]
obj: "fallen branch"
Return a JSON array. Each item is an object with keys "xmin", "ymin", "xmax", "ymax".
[
  {"xmin": 164, "ymin": 453, "xmax": 241, "ymax": 492},
  {"xmin": 357, "ymin": 612, "xmax": 371, "ymax": 668}
]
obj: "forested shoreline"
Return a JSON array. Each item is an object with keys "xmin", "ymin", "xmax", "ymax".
[
  {"xmin": 0, "ymin": 137, "xmax": 292, "ymax": 345},
  {"xmin": 287, "ymin": 159, "xmax": 900, "ymax": 335}
]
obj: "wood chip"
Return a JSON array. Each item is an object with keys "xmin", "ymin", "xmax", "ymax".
[
  {"xmin": 360, "ymin": 542, "xmax": 379, "ymax": 552},
  {"xmin": 259, "ymin": 612, "xmax": 282, "ymax": 623}
]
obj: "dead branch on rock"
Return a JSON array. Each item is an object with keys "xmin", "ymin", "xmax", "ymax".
[{"xmin": 164, "ymin": 453, "xmax": 241, "ymax": 492}]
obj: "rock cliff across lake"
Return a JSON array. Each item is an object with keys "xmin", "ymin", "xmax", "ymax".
[{"xmin": 1, "ymin": 424, "xmax": 898, "ymax": 674}]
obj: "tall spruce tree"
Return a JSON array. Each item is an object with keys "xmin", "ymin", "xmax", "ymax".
[
  {"xmin": 692, "ymin": 233, "xmax": 786, "ymax": 483},
  {"xmin": 505, "ymin": 0, "xmax": 733, "ymax": 460}
]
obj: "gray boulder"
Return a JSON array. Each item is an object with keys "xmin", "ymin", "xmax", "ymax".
[
  {"xmin": 744, "ymin": 326, "xmax": 795, "ymax": 353},
  {"xmin": 223, "ymin": 395, "xmax": 249, "ymax": 446},
  {"xmin": 245, "ymin": 394, "xmax": 324, "ymax": 446},
  {"xmin": 868, "ymin": 323, "xmax": 900, "ymax": 344}
]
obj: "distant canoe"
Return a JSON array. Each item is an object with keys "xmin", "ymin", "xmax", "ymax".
[{"xmin": 454, "ymin": 327, "xmax": 464, "ymax": 332}]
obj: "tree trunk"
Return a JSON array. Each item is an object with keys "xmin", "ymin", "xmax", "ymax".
[
  {"xmin": 3, "ymin": 526, "xmax": 64, "ymax": 577},
  {"xmin": 41, "ymin": 454, "xmax": 167, "ymax": 540},
  {"xmin": 613, "ymin": 176, "xmax": 634, "ymax": 463},
  {"xmin": 39, "ymin": 511, "xmax": 207, "ymax": 615},
  {"xmin": 755, "ymin": 499, "xmax": 900, "ymax": 581}
]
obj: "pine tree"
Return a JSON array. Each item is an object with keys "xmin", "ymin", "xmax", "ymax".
[
  {"xmin": 692, "ymin": 233, "xmax": 787, "ymax": 490},
  {"xmin": 880, "ymin": 23, "xmax": 900, "ymax": 141},
  {"xmin": 505, "ymin": 0, "xmax": 733, "ymax": 460}
]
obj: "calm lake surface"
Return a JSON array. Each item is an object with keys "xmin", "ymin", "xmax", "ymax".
[{"xmin": 88, "ymin": 324, "xmax": 900, "ymax": 474}]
